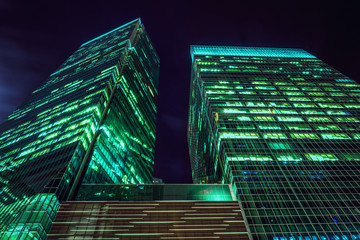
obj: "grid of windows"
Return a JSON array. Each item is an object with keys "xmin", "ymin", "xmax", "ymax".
[
  {"xmin": 48, "ymin": 201, "xmax": 248, "ymax": 240},
  {"xmin": 188, "ymin": 46, "xmax": 360, "ymax": 240},
  {"xmin": 0, "ymin": 18, "xmax": 159, "ymax": 239},
  {"xmin": 75, "ymin": 184, "xmax": 234, "ymax": 201}
]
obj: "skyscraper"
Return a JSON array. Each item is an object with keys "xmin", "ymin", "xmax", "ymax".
[
  {"xmin": 188, "ymin": 46, "xmax": 360, "ymax": 240},
  {"xmin": 0, "ymin": 18, "xmax": 160, "ymax": 239}
]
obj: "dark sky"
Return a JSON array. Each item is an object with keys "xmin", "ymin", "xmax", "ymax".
[{"xmin": 0, "ymin": 0, "xmax": 359, "ymax": 183}]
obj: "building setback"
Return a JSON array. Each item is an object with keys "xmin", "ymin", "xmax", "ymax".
[
  {"xmin": 0, "ymin": 18, "xmax": 160, "ymax": 239},
  {"xmin": 188, "ymin": 46, "xmax": 360, "ymax": 240},
  {"xmin": 48, "ymin": 184, "xmax": 249, "ymax": 240}
]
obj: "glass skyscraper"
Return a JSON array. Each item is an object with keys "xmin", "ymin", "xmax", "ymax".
[
  {"xmin": 0, "ymin": 18, "xmax": 160, "ymax": 239},
  {"xmin": 188, "ymin": 46, "xmax": 360, "ymax": 240}
]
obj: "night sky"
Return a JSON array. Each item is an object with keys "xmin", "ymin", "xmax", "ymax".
[{"xmin": 0, "ymin": 0, "xmax": 359, "ymax": 183}]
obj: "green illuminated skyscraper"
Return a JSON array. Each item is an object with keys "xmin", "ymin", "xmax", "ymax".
[
  {"xmin": 188, "ymin": 46, "xmax": 360, "ymax": 240},
  {"xmin": 0, "ymin": 18, "xmax": 159, "ymax": 239}
]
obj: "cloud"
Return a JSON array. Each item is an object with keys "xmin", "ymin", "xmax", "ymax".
[{"xmin": 0, "ymin": 38, "xmax": 45, "ymax": 122}]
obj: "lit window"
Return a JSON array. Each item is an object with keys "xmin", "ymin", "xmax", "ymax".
[
  {"xmin": 278, "ymin": 116, "xmax": 304, "ymax": 122},
  {"xmin": 291, "ymin": 133, "xmax": 319, "ymax": 139},
  {"xmin": 305, "ymin": 153, "xmax": 338, "ymax": 161},
  {"xmin": 263, "ymin": 133, "xmax": 287, "ymax": 139},
  {"xmin": 321, "ymin": 133, "xmax": 350, "ymax": 139}
]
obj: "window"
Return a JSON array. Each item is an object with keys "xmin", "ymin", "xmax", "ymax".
[
  {"xmin": 287, "ymin": 124, "xmax": 311, "ymax": 130},
  {"xmin": 220, "ymin": 132, "xmax": 259, "ymax": 139},
  {"xmin": 254, "ymin": 116, "xmax": 275, "ymax": 121},
  {"xmin": 314, "ymin": 125, "xmax": 341, "ymax": 131},
  {"xmin": 321, "ymin": 133, "xmax": 350, "ymax": 139},
  {"xmin": 275, "ymin": 154, "xmax": 303, "ymax": 161},
  {"xmin": 307, "ymin": 117, "xmax": 331, "ymax": 122},
  {"xmin": 227, "ymin": 155, "xmax": 272, "ymax": 162},
  {"xmin": 268, "ymin": 143, "xmax": 292, "ymax": 149},
  {"xmin": 278, "ymin": 116, "xmax": 304, "ymax": 122},
  {"xmin": 263, "ymin": 133, "xmax": 287, "ymax": 139},
  {"xmin": 291, "ymin": 133, "xmax": 319, "ymax": 139},
  {"xmin": 258, "ymin": 124, "xmax": 281, "ymax": 130},
  {"xmin": 305, "ymin": 153, "xmax": 338, "ymax": 161}
]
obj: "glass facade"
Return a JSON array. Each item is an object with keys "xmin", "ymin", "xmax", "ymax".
[
  {"xmin": 0, "ymin": 18, "xmax": 159, "ymax": 239},
  {"xmin": 49, "ymin": 201, "xmax": 248, "ymax": 240},
  {"xmin": 188, "ymin": 46, "xmax": 360, "ymax": 240},
  {"xmin": 76, "ymin": 184, "xmax": 234, "ymax": 201}
]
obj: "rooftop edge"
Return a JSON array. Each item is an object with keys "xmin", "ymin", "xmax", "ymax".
[
  {"xmin": 191, "ymin": 45, "xmax": 316, "ymax": 60},
  {"xmin": 81, "ymin": 18, "xmax": 141, "ymax": 47}
]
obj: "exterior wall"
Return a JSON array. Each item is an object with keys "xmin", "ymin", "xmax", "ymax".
[
  {"xmin": 75, "ymin": 184, "xmax": 234, "ymax": 201},
  {"xmin": 189, "ymin": 46, "xmax": 360, "ymax": 240},
  {"xmin": 48, "ymin": 201, "xmax": 249, "ymax": 240}
]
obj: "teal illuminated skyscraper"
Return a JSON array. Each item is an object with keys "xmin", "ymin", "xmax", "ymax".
[
  {"xmin": 0, "ymin": 18, "xmax": 159, "ymax": 239},
  {"xmin": 188, "ymin": 46, "xmax": 360, "ymax": 240}
]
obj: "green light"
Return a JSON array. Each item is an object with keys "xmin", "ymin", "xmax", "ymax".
[
  {"xmin": 191, "ymin": 46, "xmax": 316, "ymax": 60},
  {"xmin": 220, "ymin": 132, "xmax": 259, "ymax": 139},
  {"xmin": 227, "ymin": 155, "xmax": 272, "ymax": 162},
  {"xmin": 81, "ymin": 18, "xmax": 141, "ymax": 47},
  {"xmin": 305, "ymin": 154, "xmax": 338, "ymax": 161}
]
